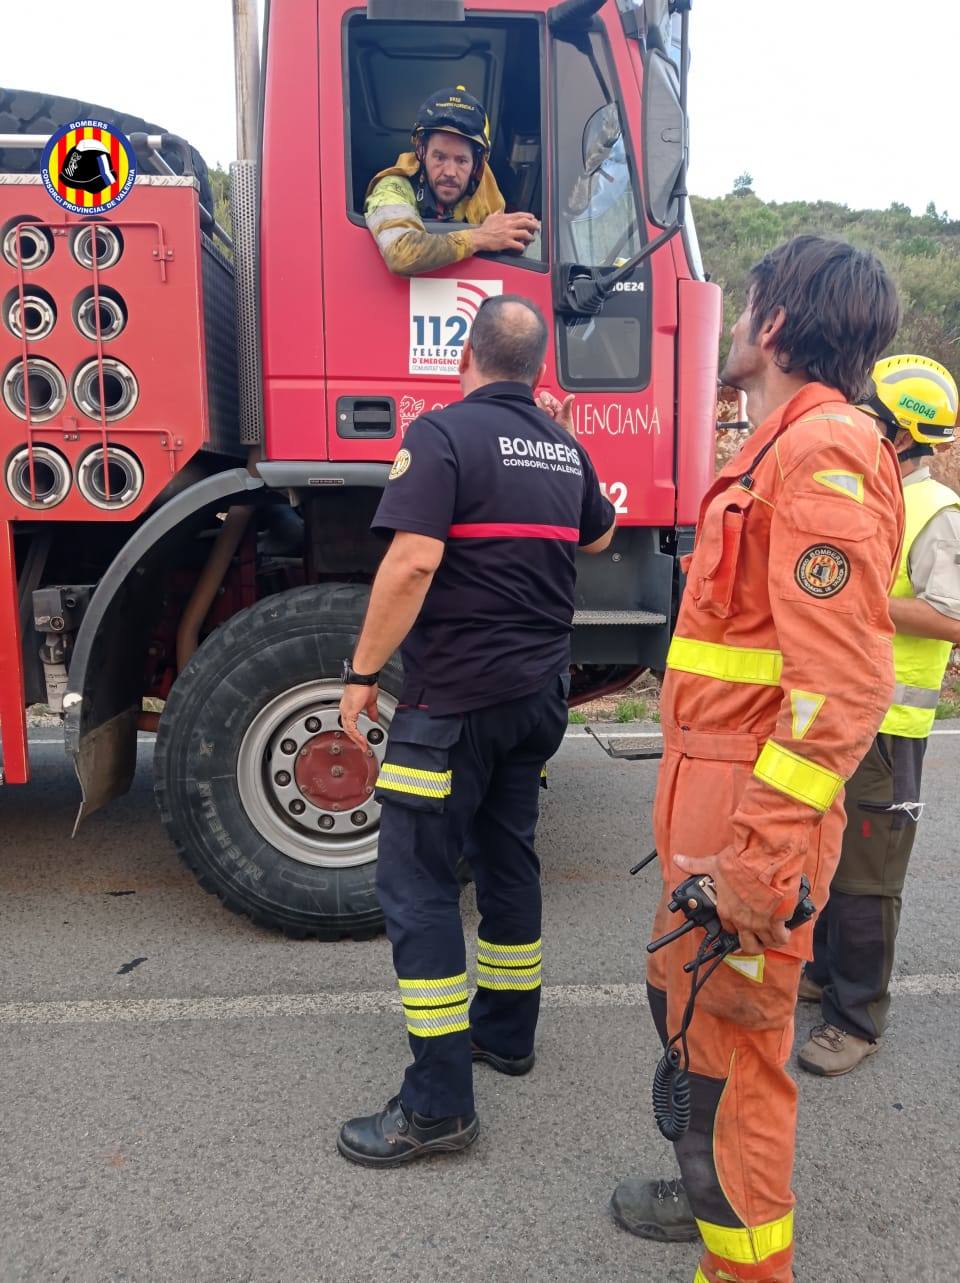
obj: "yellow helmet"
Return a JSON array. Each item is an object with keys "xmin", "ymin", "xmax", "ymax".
[{"xmin": 862, "ymin": 354, "xmax": 958, "ymax": 445}]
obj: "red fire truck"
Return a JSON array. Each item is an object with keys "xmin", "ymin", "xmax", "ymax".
[{"xmin": 0, "ymin": 0, "xmax": 720, "ymax": 938}]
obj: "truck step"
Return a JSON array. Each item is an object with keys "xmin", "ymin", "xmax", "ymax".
[
  {"xmin": 572, "ymin": 609, "xmax": 667, "ymax": 626},
  {"xmin": 584, "ymin": 727, "xmax": 664, "ymax": 761}
]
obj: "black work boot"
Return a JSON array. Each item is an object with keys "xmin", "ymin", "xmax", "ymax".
[
  {"xmin": 337, "ymin": 1096, "xmax": 479, "ymax": 1168},
  {"xmin": 471, "ymin": 1041, "xmax": 535, "ymax": 1077},
  {"xmin": 610, "ymin": 1176, "xmax": 700, "ymax": 1242}
]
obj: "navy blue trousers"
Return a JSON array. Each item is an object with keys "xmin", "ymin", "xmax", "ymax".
[{"xmin": 375, "ymin": 676, "xmax": 568, "ymax": 1117}]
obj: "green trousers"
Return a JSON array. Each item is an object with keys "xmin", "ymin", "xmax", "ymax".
[{"xmin": 807, "ymin": 733, "xmax": 926, "ymax": 1041}]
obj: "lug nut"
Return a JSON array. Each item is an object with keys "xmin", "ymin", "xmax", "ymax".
[
  {"xmin": 318, "ymin": 816, "xmax": 335, "ymax": 830},
  {"xmin": 368, "ymin": 728, "xmax": 384, "ymax": 745},
  {"xmin": 280, "ymin": 739, "xmax": 297, "ymax": 755},
  {"xmin": 289, "ymin": 799, "xmax": 306, "ymax": 815},
  {"xmin": 274, "ymin": 771, "xmax": 291, "ymax": 787},
  {"xmin": 305, "ymin": 717, "xmax": 321, "ymax": 733},
  {"xmin": 350, "ymin": 811, "xmax": 368, "ymax": 827}
]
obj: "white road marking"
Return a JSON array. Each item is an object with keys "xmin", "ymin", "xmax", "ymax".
[
  {"xmin": 562, "ymin": 727, "xmax": 960, "ymax": 740},
  {"xmin": 0, "ymin": 975, "xmax": 955, "ymax": 1027},
  {"xmin": 24, "ymin": 727, "xmax": 960, "ymax": 748}
]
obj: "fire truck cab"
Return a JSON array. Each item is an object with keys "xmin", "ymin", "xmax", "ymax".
[{"xmin": 0, "ymin": 0, "xmax": 720, "ymax": 939}]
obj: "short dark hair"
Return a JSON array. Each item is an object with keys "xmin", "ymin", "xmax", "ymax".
[
  {"xmin": 747, "ymin": 236, "xmax": 901, "ymax": 402},
  {"xmin": 468, "ymin": 295, "xmax": 549, "ymax": 384}
]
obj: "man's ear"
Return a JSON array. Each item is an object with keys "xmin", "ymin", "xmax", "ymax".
[
  {"xmin": 756, "ymin": 306, "xmax": 787, "ymax": 353},
  {"xmin": 533, "ymin": 361, "xmax": 547, "ymax": 391},
  {"xmin": 459, "ymin": 341, "xmax": 473, "ymax": 377}
]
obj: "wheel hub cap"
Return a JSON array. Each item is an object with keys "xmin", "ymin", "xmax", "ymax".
[{"xmin": 236, "ymin": 681, "xmax": 393, "ymax": 868}]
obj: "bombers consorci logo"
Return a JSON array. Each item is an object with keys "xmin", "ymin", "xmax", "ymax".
[
  {"xmin": 41, "ymin": 120, "xmax": 136, "ymax": 215},
  {"xmin": 795, "ymin": 544, "xmax": 850, "ymax": 598}
]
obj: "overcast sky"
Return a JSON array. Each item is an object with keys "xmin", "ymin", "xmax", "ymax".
[{"xmin": 3, "ymin": 1, "xmax": 958, "ymax": 217}]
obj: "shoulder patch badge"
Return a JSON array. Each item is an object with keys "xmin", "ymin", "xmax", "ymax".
[
  {"xmin": 389, "ymin": 448, "xmax": 412, "ymax": 481},
  {"xmin": 795, "ymin": 545, "xmax": 849, "ymax": 598}
]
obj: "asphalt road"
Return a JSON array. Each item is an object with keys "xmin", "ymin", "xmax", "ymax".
[{"xmin": 2, "ymin": 726, "xmax": 960, "ymax": 1283}]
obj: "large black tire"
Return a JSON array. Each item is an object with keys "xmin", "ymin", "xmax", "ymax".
[
  {"xmin": 0, "ymin": 87, "xmax": 215, "ymax": 216},
  {"xmin": 154, "ymin": 584, "xmax": 402, "ymax": 939}
]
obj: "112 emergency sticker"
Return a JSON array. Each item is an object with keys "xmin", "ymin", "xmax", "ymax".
[{"xmin": 409, "ymin": 278, "xmax": 503, "ymax": 376}]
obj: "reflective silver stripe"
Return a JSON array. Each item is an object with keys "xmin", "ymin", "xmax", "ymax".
[
  {"xmin": 476, "ymin": 964, "xmax": 542, "ymax": 991},
  {"xmin": 375, "ymin": 225, "xmax": 410, "ymax": 250},
  {"xmin": 366, "ymin": 203, "xmax": 419, "ymax": 232},
  {"xmin": 476, "ymin": 943, "xmax": 542, "ymax": 965},
  {"xmin": 891, "ymin": 683, "xmax": 940, "ymax": 710},
  {"xmin": 376, "ymin": 764, "xmax": 452, "ymax": 798},
  {"xmin": 884, "ymin": 366, "xmax": 958, "ymax": 412},
  {"xmin": 405, "ymin": 1004, "xmax": 470, "ymax": 1037},
  {"xmin": 399, "ymin": 981, "xmax": 470, "ymax": 1007}
]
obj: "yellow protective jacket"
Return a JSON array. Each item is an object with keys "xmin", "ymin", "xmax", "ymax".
[
  {"xmin": 364, "ymin": 152, "xmax": 505, "ymax": 276},
  {"xmin": 879, "ymin": 473, "xmax": 960, "ymax": 737}
]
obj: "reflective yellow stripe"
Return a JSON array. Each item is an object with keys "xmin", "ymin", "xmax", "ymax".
[
  {"xmin": 398, "ymin": 973, "xmax": 469, "ymax": 1007},
  {"xmin": 404, "ymin": 1002, "xmax": 470, "ymax": 1038},
  {"xmin": 376, "ymin": 763, "xmax": 452, "ymax": 799},
  {"xmin": 398, "ymin": 972, "xmax": 467, "ymax": 992},
  {"xmin": 693, "ymin": 1269, "xmax": 710, "ymax": 1283},
  {"xmin": 667, "ymin": 637, "xmax": 783, "ymax": 687},
  {"xmin": 799, "ymin": 413, "xmax": 853, "ymax": 427},
  {"xmin": 754, "ymin": 741, "xmax": 843, "ymax": 812},
  {"xmin": 397, "ymin": 972, "xmax": 470, "ymax": 1036},
  {"xmin": 477, "ymin": 938, "xmax": 542, "ymax": 961},
  {"xmin": 376, "ymin": 779, "xmax": 451, "ymax": 799},
  {"xmin": 477, "ymin": 962, "xmax": 542, "ymax": 991},
  {"xmin": 378, "ymin": 764, "xmax": 451, "ymax": 785},
  {"xmin": 696, "ymin": 1209, "xmax": 794, "ymax": 1265}
]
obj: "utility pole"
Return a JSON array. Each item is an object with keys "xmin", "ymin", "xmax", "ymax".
[{"xmin": 232, "ymin": 0, "xmax": 261, "ymax": 162}]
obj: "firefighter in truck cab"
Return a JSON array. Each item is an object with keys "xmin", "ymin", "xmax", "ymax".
[{"xmin": 364, "ymin": 86, "xmax": 539, "ymax": 276}]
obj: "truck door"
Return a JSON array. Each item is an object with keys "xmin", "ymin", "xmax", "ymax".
[
  {"xmin": 314, "ymin": 1, "xmax": 552, "ymax": 465},
  {"xmin": 547, "ymin": 3, "xmax": 677, "ymax": 533}
]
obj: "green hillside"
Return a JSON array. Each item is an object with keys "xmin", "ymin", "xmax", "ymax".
[{"xmin": 692, "ymin": 181, "xmax": 960, "ymax": 374}]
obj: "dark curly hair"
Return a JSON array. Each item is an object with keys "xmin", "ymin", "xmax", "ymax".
[{"xmin": 747, "ymin": 236, "xmax": 901, "ymax": 402}]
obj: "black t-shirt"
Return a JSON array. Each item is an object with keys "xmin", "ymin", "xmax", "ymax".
[{"xmin": 372, "ymin": 381, "xmax": 614, "ymax": 714}]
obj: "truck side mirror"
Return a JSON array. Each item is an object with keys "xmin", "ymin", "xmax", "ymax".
[
  {"xmin": 642, "ymin": 48, "xmax": 685, "ymax": 229},
  {"xmin": 641, "ymin": 0, "xmax": 673, "ymax": 52}
]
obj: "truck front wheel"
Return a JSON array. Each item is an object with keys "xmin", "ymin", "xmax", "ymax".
[{"xmin": 154, "ymin": 584, "xmax": 399, "ymax": 939}]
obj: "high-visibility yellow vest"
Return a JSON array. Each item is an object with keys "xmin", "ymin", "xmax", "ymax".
[{"xmin": 879, "ymin": 474, "xmax": 960, "ymax": 738}]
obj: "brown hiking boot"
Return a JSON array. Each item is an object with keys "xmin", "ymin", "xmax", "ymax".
[
  {"xmin": 797, "ymin": 1023, "xmax": 879, "ymax": 1077},
  {"xmin": 797, "ymin": 971, "xmax": 824, "ymax": 1003}
]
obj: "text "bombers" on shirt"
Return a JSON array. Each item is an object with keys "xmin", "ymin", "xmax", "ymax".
[{"xmin": 498, "ymin": 436, "xmax": 582, "ymax": 467}]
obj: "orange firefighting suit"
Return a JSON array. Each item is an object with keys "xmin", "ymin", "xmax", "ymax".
[{"xmin": 648, "ymin": 382, "xmax": 904, "ymax": 1283}]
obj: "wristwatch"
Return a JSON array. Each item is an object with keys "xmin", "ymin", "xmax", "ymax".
[{"xmin": 342, "ymin": 659, "xmax": 380, "ymax": 687}]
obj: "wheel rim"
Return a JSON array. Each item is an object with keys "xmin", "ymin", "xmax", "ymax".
[{"xmin": 236, "ymin": 679, "xmax": 395, "ymax": 868}]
